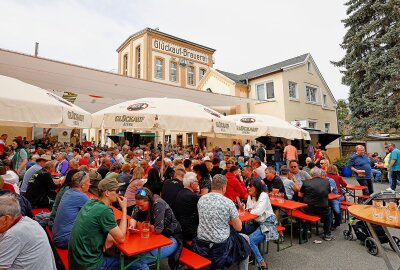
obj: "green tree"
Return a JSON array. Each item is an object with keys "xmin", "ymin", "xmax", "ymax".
[
  {"xmin": 337, "ymin": 99, "xmax": 350, "ymax": 136},
  {"xmin": 333, "ymin": 0, "xmax": 400, "ymax": 139}
]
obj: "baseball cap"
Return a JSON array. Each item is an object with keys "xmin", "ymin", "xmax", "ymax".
[
  {"xmin": 37, "ymin": 154, "xmax": 52, "ymax": 162},
  {"xmin": 98, "ymin": 178, "xmax": 119, "ymax": 193}
]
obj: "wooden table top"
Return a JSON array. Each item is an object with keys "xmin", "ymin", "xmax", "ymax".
[
  {"xmin": 348, "ymin": 205, "xmax": 400, "ymax": 229},
  {"xmin": 270, "ymin": 199, "xmax": 307, "ymax": 210},
  {"xmin": 346, "ymin": 184, "xmax": 367, "ymax": 190},
  {"xmin": 115, "ymin": 230, "xmax": 173, "ymax": 256}
]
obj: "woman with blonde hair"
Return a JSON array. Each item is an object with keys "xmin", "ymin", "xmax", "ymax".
[{"xmin": 124, "ymin": 166, "xmax": 145, "ymax": 215}]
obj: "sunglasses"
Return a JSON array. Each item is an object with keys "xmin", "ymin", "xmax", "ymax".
[
  {"xmin": 247, "ymin": 184, "xmax": 253, "ymax": 188},
  {"xmin": 320, "ymin": 162, "xmax": 326, "ymax": 165},
  {"xmin": 135, "ymin": 189, "xmax": 147, "ymax": 197}
]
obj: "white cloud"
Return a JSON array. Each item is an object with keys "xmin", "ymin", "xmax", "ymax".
[{"xmin": 0, "ymin": 0, "xmax": 349, "ymax": 99}]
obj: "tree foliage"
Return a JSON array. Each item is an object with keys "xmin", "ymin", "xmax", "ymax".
[
  {"xmin": 337, "ymin": 99, "xmax": 350, "ymax": 136},
  {"xmin": 333, "ymin": 0, "xmax": 400, "ymax": 139}
]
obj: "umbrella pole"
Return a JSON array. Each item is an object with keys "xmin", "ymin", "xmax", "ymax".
[{"xmin": 161, "ymin": 129, "xmax": 165, "ymax": 181}]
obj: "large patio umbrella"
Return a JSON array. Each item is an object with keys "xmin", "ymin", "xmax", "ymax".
[
  {"xmin": 225, "ymin": 114, "xmax": 311, "ymax": 140},
  {"xmin": 91, "ymin": 97, "xmax": 236, "ymax": 134},
  {"xmin": 92, "ymin": 97, "xmax": 236, "ymax": 174},
  {"xmin": 0, "ymin": 75, "xmax": 91, "ymax": 128}
]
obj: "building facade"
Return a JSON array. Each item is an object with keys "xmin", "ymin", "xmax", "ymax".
[{"xmin": 117, "ymin": 28, "xmax": 339, "ymax": 160}]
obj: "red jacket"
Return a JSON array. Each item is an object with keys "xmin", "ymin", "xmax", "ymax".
[
  {"xmin": 327, "ymin": 173, "xmax": 347, "ymax": 195},
  {"xmin": 224, "ymin": 172, "xmax": 248, "ymax": 203}
]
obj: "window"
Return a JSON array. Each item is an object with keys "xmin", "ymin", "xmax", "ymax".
[
  {"xmin": 135, "ymin": 46, "xmax": 141, "ymax": 78},
  {"xmin": 322, "ymin": 94, "xmax": 327, "ymax": 107},
  {"xmin": 199, "ymin": 68, "xmax": 206, "ymax": 80},
  {"xmin": 165, "ymin": 135, "xmax": 171, "ymax": 144},
  {"xmin": 155, "ymin": 58, "xmax": 164, "ymax": 80},
  {"xmin": 325, "ymin": 123, "xmax": 330, "ymax": 133},
  {"xmin": 307, "ymin": 61, "xmax": 311, "ymax": 72},
  {"xmin": 288, "ymin": 81, "xmax": 298, "ymax": 99},
  {"xmin": 187, "ymin": 66, "xmax": 194, "ymax": 85},
  {"xmin": 170, "ymin": 61, "xmax": 177, "ymax": 82},
  {"xmin": 256, "ymin": 81, "xmax": 274, "ymax": 101},
  {"xmin": 122, "ymin": 54, "xmax": 128, "ymax": 76},
  {"xmin": 308, "ymin": 121, "xmax": 317, "ymax": 129},
  {"xmin": 306, "ymin": 86, "xmax": 317, "ymax": 103},
  {"xmin": 187, "ymin": 133, "xmax": 193, "ymax": 145}
]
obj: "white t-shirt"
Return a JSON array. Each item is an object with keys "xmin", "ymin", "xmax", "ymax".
[
  {"xmin": 244, "ymin": 143, "xmax": 251, "ymax": 157},
  {"xmin": 254, "ymin": 163, "xmax": 267, "ymax": 179},
  {"xmin": 115, "ymin": 153, "xmax": 125, "ymax": 164}
]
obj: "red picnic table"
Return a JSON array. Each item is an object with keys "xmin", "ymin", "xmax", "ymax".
[
  {"xmin": 345, "ymin": 184, "xmax": 368, "ymax": 202},
  {"xmin": 115, "ymin": 230, "xmax": 173, "ymax": 270},
  {"xmin": 270, "ymin": 199, "xmax": 307, "ymax": 248}
]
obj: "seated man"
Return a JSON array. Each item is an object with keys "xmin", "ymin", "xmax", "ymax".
[
  {"xmin": 298, "ymin": 167, "xmax": 333, "ymax": 241},
  {"xmin": 0, "ymin": 193, "xmax": 57, "ymax": 269},
  {"xmin": 25, "ymin": 160, "xmax": 59, "ymax": 209},
  {"xmin": 224, "ymin": 166, "xmax": 248, "ymax": 203},
  {"xmin": 280, "ymin": 165, "xmax": 300, "ymax": 200},
  {"xmin": 161, "ymin": 167, "xmax": 185, "ymax": 212},
  {"xmin": 68, "ymin": 178, "xmax": 134, "ymax": 270},
  {"xmin": 191, "ymin": 174, "xmax": 250, "ymax": 269},
  {"xmin": 175, "ymin": 172, "xmax": 200, "ymax": 241},
  {"xmin": 263, "ymin": 167, "xmax": 287, "ymax": 199},
  {"xmin": 52, "ymin": 171, "xmax": 90, "ymax": 248}
]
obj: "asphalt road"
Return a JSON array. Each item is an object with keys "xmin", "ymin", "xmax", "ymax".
[{"xmin": 156, "ymin": 177, "xmax": 400, "ymax": 270}]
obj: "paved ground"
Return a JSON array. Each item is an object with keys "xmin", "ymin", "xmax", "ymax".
[
  {"xmin": 156, "ymin": 177, "xmax": 400, "ymax": 270},
  {"xmin": 250, "ymin": 177, "xmax": 399, "ymax": 270}
]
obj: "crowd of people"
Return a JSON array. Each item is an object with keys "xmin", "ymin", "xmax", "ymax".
[{"xmin": 0, "ymin": 133, "xmax": 399, "ymax": 270}]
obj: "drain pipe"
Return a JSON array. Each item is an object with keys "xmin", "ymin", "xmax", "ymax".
[{"xmin": 246, "ymin": 78, "xmax": 250, "ymax": 113}]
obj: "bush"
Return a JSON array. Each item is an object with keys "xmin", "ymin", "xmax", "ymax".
[{"xmin": 333, "ymin": 155, "xmax": 351, "ymax": 176}]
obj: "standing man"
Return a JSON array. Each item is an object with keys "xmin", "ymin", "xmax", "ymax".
[
  {"xmin": 244, "ymin": 140, "xmax": 251, "ymax": 162},
  {"xmin": 0, "ymin": 193, "xmax": 57, "ymax": 269},
  {"xmin": 283, "ymin": 140, "xmax": 298, "ymax": 165},
  {"xmin": 388, "ymin": 143, "xmax": 400, "ymax": 192},
  {"xmin": 233, "ymin": 141, "xmax": 241, "ymax": 161},
  {"xmin": 274, "ymin": 142, "xmax": 284, "ymax": 173},
  {"xmin": 348, "ymin": 145, "xmax": 373, "ymax": 195},
  {"xmin": 192, "ymin": 174, "xmax": 250, "ymax": 269},
  {"xmin": 68, "ymin": 178, "xmax": 130, "ymax": 270}
]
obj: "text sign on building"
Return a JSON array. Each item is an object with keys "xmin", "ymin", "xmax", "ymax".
[{"xmin": 153, "ymin": 39, "xmax": 209, "ymax": 64}]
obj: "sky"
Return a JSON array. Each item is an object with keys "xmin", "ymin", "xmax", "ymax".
[{"xmin": 0, "ymin": 0, "xmax": 349, "ymax": 100}]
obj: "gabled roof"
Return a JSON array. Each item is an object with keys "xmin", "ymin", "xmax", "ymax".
[
  {"xmin": 215, "ymin": 70, "xmax": 247, "ymax": 85},
  {"xmin": 216, "ymin": 53, "xmax": 310, "ymax": 84},
  {"xmin": 117, "ymin": 28, "xmax": 216, "ymax": 53},
  {"xmin": 241, "ymin": 53, "xmax": 309, "ymax": 80}
]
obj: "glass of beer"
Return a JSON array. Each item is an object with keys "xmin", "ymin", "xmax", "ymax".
[
  {"xmin": 141, "ymin": 221, "xmax": 150, "ymax": 238},
  {"xmin": 358, "ymin": 170, "xmax": 366, "ymax": 177}
]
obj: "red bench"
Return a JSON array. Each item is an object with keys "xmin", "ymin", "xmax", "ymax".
[
  {"xmin": 340, "ymin": 201, "xmax": 356, "ymax": 206},
  {"xmin": 32, "ymin": 208, "xmax": 50, "ymax": 215},
  {"xmin": 45, "ymin": 227, "xmax": 69, "ymax": 270},
  {"xmin": 179, "ymin": 247, "xmax": 212, "ymax": 270},
  {"xmin": 290, "ymin": 210, "xmax": 321, "ymax": 244},
  {"xmin": 355, "ymin": 194, "xmax": 369, "ymax": 203}
]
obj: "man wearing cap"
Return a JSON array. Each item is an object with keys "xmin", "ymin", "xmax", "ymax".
[
  {"xmin": 20, "ymin": 155, "xmax": 50, "ymax": 195},
  {"xmin": 68, "ymin": 178, "xmax": 130, "ymax": 270}
]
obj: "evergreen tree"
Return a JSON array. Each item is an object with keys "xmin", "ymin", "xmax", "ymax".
[
  {"xmin": 333, "ymin": 0, "xmax": 400, "ymax": 139},
  {"xmin": 337, "ymin": 99, "xmax": 350, "ymax": 136}
]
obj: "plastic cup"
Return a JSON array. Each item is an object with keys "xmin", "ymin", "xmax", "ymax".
[
  {"xmin": 141, "ymin": 221, "xmax": 150, "ymax": 238},
  {"xmin": 386, "ymin": 202, "xmax": 398, "ymax": 221},
  {"xmin": 372, "ymin": 200, "xmax": 384, "ymax": 218}
]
